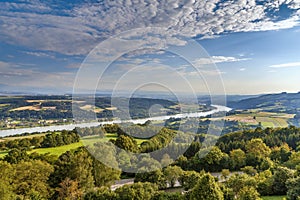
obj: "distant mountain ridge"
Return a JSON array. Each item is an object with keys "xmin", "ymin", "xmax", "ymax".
[{"xmin": 229, "ymin": 92, "xmax": 300, "ymax": 114}]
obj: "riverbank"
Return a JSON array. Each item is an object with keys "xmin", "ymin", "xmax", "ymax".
[{"xmin": 0, "ymin": 105, "xmax": 231, "ymax": 137}]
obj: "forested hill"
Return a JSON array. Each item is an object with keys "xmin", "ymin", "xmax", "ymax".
[{"xmin": 228, "ymin": 92, "xmax": 300, "ymax": 113}]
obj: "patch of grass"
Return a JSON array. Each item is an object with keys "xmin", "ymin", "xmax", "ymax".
[
  {"xmin": 0, "ymin": 150, "xmax": 8, "ymax": 158},
  {"xmin": 262, "ymin": 196, "xmax": 286, "ymax": 200},
  {"xmin": 30, "ymin": 142, "xmax": 83, "ymax": 156}
]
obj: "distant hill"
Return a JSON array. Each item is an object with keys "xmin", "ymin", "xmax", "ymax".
[{"xmin": 229, "ymin": 92, "xmax": 300, "ymax": 114}]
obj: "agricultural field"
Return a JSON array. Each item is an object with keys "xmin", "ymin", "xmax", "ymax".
[{"xmin": 222, "ymin": 110, "xmax": 295, "ymax": 128}]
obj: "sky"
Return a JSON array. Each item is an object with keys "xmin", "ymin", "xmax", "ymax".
[{"xmin": 0, "ymin": 0, "xmax": 300, "ymax": 95}]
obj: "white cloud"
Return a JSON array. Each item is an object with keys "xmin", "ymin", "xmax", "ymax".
[
  {"xmin": 22, "ymin": 51, "xmax": 55, "ymax": 59},
  {"xmin": 239, "ymin": 68, "xmax": 246, "ymax": 71},
  {"xmin": 0, "ymin": 0, "xmax": 300, "ymax": 55},
  {"xmin": 194, "ymin": 56, "xmax": 250, "ymax": 65},
  {"xmin": 269, "ymin": 62, "xmax": 300, "ymax": 68}
]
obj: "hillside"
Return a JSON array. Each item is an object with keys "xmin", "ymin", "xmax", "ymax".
[{"xmin": 229, "ymin": 92, "xmax": 300, "ymax": 114}]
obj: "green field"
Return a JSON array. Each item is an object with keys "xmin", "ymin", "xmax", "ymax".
[
  {"xmin": 262, "ymin": 196, "xmax": 286, "ymax": 200},
  {"xmin": 30, "ymin": 142, "xmax": 83, "ymax": 156},
  {"xmin": 0, "ymin": 133, "xmax": 148, "ymax": 158}
]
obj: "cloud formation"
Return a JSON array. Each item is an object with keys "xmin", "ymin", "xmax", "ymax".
[
  {"xmin": 0, "ymin": 0, "xmax": 300, "ymax": 55},
  {"xmin": 269, "ymin": 62, "xmax": 300, "ymax": 68},
  {"xmin": 194, "ymin": 56, "xmax": 250, "ymax": 65}
]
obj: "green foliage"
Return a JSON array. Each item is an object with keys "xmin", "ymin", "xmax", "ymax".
[
  {"xmin": 0, "ymin": 161, "xmax": 16, "ymax": 200},
  {"xmin": 226, "ymin": 173, "xmax": 258, "ymax": 199},
  {"xmin": 84, "ymin": 187, "xmax": 117, "ymax": 200},
  {"xmin": 163, "ymin": 166, "xmax": 183, "ymax": 188},
  {"xmin": 221, "ymin": 169, "xmax": 231, "ymax": 180},
  {"xmin": 41, "ymin": 131, "xmax": 80, "ymax": 148},
  {"xmin": 230, "ymin": 148, "xmax": 246, "ymax": 170},
  {"xmin": 56, "ymin": 178, "xmax": 83, "ymax": 200},
  {"xmin": 272, "ymin": 167, "xmax": 295, "ymax": 195},
  {"xmin": 4, "ymin": 148, "xmax": 29, "ymax": 164},
  {"xmin": 285, "ymin": 152, "xmax": 300, "ymax": 169},
  {"xmin": 135, "ymin": 170, "xmax": 166, "ymax": 189},
  {"xmin": 115, "ymin": 182, "xmax": 158, "ymax": 200},
  {"xmin": 13, "ymin": 160, "xmax": 54, "ymax": 199},
  {"xmin": 256, "ymin": 170, "xmax": 274, "ymax": 196},
  {"xmin": 114, "ymin": 135, "xmax": 138, "ymax": 152},
  {"xmin": 187, "ymin": 173, "xmax": 224, "ymax": 200},
  {"xmin": 49, "ymin": 147, "xmax": 95, "ymax": 191},
  {"xmin": 286, "ymin": 176, "xmax": 300, "ymax": 200},
  {"xmin": 192, "ymin": 146, "xmax": 229, "ymax": 172},
  {"xmin": 92, "ymin": 159, "xmax": 121, "ymax": 187},
  {"xmin": 241, "ymin": 166, "xmax": 257, "ymax": 176},
  {"xmin": 184, "ymin": 141, "xmax": 201, "ymax": 159},
  {"xmin": 246, "ymin": 138, "xmax": 271, "ymax": 159},
  {"xmin": 151, "ymin": 191, "xmax": 184, "ymax": 200},
  {"xmin": 238, "ymin": 186, "xmax": 261, "ymax": 200},
  {"xmin": 178, "ymin": 170, "xmax": 203, "ymax": 191},
  {"xmin": 270, "ymin": 143, "xmax": 292, "ymax": 163}
]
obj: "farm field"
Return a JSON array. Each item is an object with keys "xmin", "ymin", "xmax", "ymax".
[{"xmin": 222, "ymin": 111, "xmax": 295, "ymax": 128}]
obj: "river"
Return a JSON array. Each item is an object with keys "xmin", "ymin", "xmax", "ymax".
[{"xmin": 0, "ymin": 105, "xmax": 231, "ymax": 137}]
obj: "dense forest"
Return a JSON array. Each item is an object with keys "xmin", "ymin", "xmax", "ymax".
[{"xmin": 1, "ymin": 124, "xmax": 300, "ymax": 199}]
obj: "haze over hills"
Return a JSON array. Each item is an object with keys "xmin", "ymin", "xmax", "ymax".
[{"xmin": 229, "ymin": 92, "xmax": 300, "ymax": 113}]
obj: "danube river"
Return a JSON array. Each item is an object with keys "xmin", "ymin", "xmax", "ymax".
[{"xmin": 0, "ymin": 105, "xmax": 231, "ymax": 137}]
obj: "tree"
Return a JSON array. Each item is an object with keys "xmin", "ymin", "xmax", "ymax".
[
  {"xmin": 115, "ymin": 182, "xmax": 158, "ymax": 200},
  {"xmin": 184, "ymin": 141, "xmax": 201, "ymax": 159},
  {"xmin": 4, "ymin": 148, "xmax": 29, "ymax": 164},
  {"xmin": 246, "ymin": 138, "xmax": 271, "ymax": 159},
  {"xmin": 0, "ymin": 161, "xmax": 16, "ymax": 200},
  {"xmin": 193, "ymin": 146, "xmax": 228, "ymax": 172},
  {"xmin": 285, "ymin": 152, "xmax": 300, "ymax": 169},
  {"xmin": 178, "ymin": 170, "xmax": 203, "ymax": 191},
  {"xmin": 13, "ymin": 160, "xmax": 54, "ymax": 199},
  {"xmin": 50, "ymin": 147, "xmax": 94, "ymax": 191},
  {"xmin": 241, "ymin": 166, "xmax": 257, "ymax": 176},
  {"xmin": 114, "ymin": 135, "xmax": 138, "ymax": 152},
  {"xmin": 187, "ymin": 173, "xmax": 224, "ymax": 200},
  {"xmin": 238, "ymin": 186, "xmax": 261, "ymax": 200},
  {"xmin": 151, "ymin": 192, "xmax": 184, "ymax": 200},
  {"xmin": 84, "ymin": 187, "xmax": 117, "ymax": 200},
  {"xmin": 272, "ymin": 166, "xmax": 295, "ymax": 195},
  {"xmin": 221, "ymin": 169, "xmax": 230, "ymax": 180},
  {"xmin": 226, "ymin": 173, "xmax": 257, "ymax": 199},
  {"xmin": 163, "ymin": 166, "xmax": 183, "ymax": 188},
  {"xmin": 135, "ymin": 170, "xmax": 166, "ymax": 189},
  {"xmin": 93, "ymin": 159, "xmax": 121, "ymax": 187},
  {"xmin": 230, "ymin": 149, "xmax": 246, "ymax": 170},
  {"xmin": 57, "ymin": 178, "xmax": 83, "ymax": 200},
  {"xmin": 270, "ymin": 143, "xmax": 291, "ymax": 163},
  {"xmin": 136, "ymin": 154, "xmax": 162, "ymax": 172},
  {"xmin": 161, "ymin": 154, "xmax": 173, "ymax": 167},
  {"xmin": 256, "ymin": 170, "xmax": 273, "ymax": 196},
  {"xmin": 286, "ymin": 177, "xmax": 300, "ymax": 200}
]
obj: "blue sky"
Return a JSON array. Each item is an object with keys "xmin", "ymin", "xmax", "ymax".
[{"xmin": 0, "ymin": 0, "xmax": 300, "ymax": 95}]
